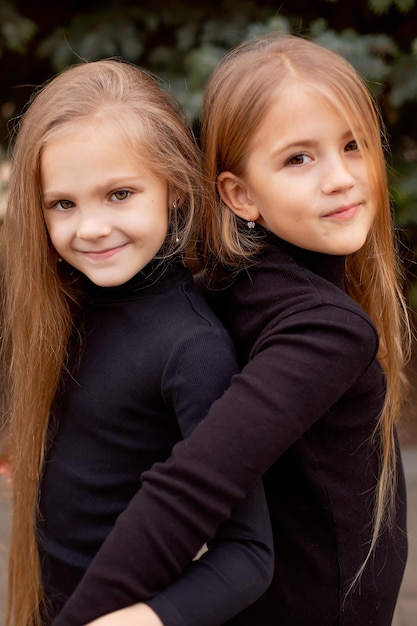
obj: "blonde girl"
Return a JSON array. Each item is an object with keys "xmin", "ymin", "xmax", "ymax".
[
  {"xmin": 0, "ymin": 59, "xmax": 274, "ymax": 626},
  {"xmin": 50, "ymin": 36, "xmax": 411, "ymax": 626}
]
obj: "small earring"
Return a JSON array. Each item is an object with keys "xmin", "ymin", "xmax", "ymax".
[
  {"xmin": 57, "ymin": 257, "xmax": 63, "ymax": 263},
  {"xmin": 172, "ymin": 200, "xmax": 180, "ymax": 243},
  {"xmin": 246, "ymin": 220, "xmax": 256, "ymax": 229}
]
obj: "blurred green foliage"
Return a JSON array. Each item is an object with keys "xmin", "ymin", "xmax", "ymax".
[{"xmin": 0, "ymin": 0, "xmax": 416, "ymax": 302}]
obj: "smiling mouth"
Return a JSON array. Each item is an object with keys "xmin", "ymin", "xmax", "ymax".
[
  {"xmin": 81, "ymin": 244, "xmax": 127, "ymax": 260},
  {"xmin": 324, "ymin": 203, "xmax": 361, "ymax": 220}
]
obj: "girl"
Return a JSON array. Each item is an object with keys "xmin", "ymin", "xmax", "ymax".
[
  {"xmin": 53, "ymin": 35, "xmax": 410, "ymax": 626},
  {"xmin": 0, "ymin": 59, "xmax": 274, "ymax": 626}
]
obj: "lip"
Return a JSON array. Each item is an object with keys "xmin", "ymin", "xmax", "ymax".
[
  {"xmin": 80, "ymin": 243, "xmax": 128, "ymax": 260},
  {"xmin": 323, "ymin": 203, "xmax": 361, "ymax": 221}
]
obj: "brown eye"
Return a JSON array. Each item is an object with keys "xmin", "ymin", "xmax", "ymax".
[
  {"xmin": 113, "ymin": 190, "xmax": 130, "ymax": 201},
  {"xmin": 345, "ymin": 140, "xmax": 359, "ymax": 152},
  {"xmin": 56, "ymin": 200, "xmax": 74, "ymax": 211},
  {"xmin": 286, "ymin": 153, "xmax": 310, "ymax": 166}
]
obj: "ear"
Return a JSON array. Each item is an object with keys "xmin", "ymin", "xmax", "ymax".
[{"xmin": 217, "ymin": 172, "xmax": 260, "ymax": 222}]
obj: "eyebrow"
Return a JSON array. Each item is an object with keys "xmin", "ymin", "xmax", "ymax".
[{"xmin": 42, "ymin": 175, "xmax": 147, "ymax": 199}]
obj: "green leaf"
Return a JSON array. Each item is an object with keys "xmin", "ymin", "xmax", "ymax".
[
  {"xmin": 395, "ymin": 0, "xmax": 415, "ymax": 12},
  {"xmin": 0, "ymin": 4, "xmax": 37, "ymax": 53},
  {"xmin": 390, "ymin": 56, "xmax": 417, "ymax": 106},
  {"xmin": 369, "ymin": 0, "xmax": 395, "ymax": 14},
  {"xmin": 369, "ymin": 0, "xmax": 416, "ymax": 13}
]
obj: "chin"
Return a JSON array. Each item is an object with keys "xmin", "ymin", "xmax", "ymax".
[
  {"xmin": 85, "ymin": 274, "xmax": 125, "ymax": 288},
  {"xmin": 336, "ymin": 240, "xmax": 368, "ymax": 256}
]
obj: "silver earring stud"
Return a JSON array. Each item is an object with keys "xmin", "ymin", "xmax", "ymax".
[{"xmin": 247, "ymin": 220, "xmax": 256, "ymax": 229}]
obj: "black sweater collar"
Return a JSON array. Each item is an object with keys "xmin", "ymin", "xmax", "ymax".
[
  {"xmin": 260, "ymin": 227, "xmax": 347, "ymax": 291},
  {"xmin": 84, "ymin": 257, "xmax": 187, "ymax": 304}
]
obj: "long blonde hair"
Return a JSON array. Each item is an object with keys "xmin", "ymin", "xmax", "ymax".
[
  {"xmin": 200, "ymin": 34, "xmax": 411, "ymax": 582},
  {"xmin": 1, "ymin": 59, "xmax": 205, "ymax": 626}
]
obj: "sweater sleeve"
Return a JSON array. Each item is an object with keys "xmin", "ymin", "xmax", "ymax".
[
  {"xmin": 146, "ymin": 484, "xmax": 272, "ymax": 626},
  {"xmin": 53, "ymin": 326, "xmax": 273, "ymax": 626},
  {"xmin": 145, "ymin": 327, "xmax": 273, "ymax": 626},
  {"xmin": 53, "ymin": 304, "xmax": 379, "ymax": 625}
]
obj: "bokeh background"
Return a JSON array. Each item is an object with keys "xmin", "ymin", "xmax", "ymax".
[
  {"xmin": 2, "ymin": 0, "xmax": 416, "ymax": 432},
  {"xmin": 0, "ymin": 1, "xmax": 417, "ymax": 624},
  {"xmin": 0, "ymin": 0, "xmax": 416, "ymax": 304},
  {"xmin": 0, "ymin": 0, "xmax": 417, "ymax": 303}
]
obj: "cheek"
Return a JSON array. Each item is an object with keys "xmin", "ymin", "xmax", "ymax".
[{"xmin": 43, "ymin": 219, "xmax": 65, "ymax": 252}]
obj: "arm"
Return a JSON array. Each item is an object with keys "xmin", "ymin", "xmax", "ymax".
[
  {"xmin": 85, "ymin": 484, "xmax": 272, "ymax": 626},
  {"xmin": 54, "ymin": 326, "xmax": 273, "ymax": 626},
  {"xmin": 86, "ymin": 604, "xmax": 163, "ymax": 626},
  {"xmin": 144, "ymin": 484, "xmax": 272, "ymax": 626},
  {"xmin": 55, "ymin": 306, "xmax": 378, "ymax": 624}
]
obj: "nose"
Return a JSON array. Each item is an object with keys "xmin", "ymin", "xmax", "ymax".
[
  {"xmin": 321, "ymin": 155, "xmax": 355, "ymax": 195},
  {"xmin": 76, "ymin": 206, "xmax": 112, "ymax": 240}
]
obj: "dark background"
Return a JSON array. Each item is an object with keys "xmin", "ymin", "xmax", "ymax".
[
  {"xmin": 1, "ymin": 0, "xmax": 416, "ymax": 311},
  {"xmin": 1, "ymin": 0, "xmax": 417, "ymax": 303}
]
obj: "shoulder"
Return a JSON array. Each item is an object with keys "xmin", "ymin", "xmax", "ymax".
[
  {"xmin": 117, "ymin": 263, "xmax": 232, "ymax": 347},
  {"xmin": 150, "ymin": 265, "xmax": 237, "ymax": 363},
  {"xmin": 240, "ymin": 244, "xmax": 372, "ymax": 322},
  {"xmin": 225, "ymin": 245, "xmax": 379, "ymax": 366}
]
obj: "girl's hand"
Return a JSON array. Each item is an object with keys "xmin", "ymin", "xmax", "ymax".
[{"xmin": 85, "ymin": 604, "xmax": 163, "ymax": 626}]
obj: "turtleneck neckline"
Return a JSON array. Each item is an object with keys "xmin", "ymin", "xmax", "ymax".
[
  {"xmin": 84, "ymin": 257, "xmax": 186, "ymax": 303},
  {"xmin": 259, "ymin": 227, "xmax": 347, "ymax": 290}
]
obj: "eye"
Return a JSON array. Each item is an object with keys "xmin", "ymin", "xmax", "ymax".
[
  {"xmin": 345, "ymin": 140, "xmax": 359, "ymax": 152},
  {"xmin": 112, "ymin": 190, "xmax": 131, "ymax": 201},
  {"xmin": 286, "ymin": 153, "xmax": 311, "ymax": 166},
  {"xmin": 54, "ymin": 199, "xmax": 74, "ymax": 211}
]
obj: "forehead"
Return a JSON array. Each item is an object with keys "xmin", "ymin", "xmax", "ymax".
[
  {"xmin": 270, "ymin": 82, "xmax": 349, "ymax": 122},
  {"xmin": 45, "ymin": 114, "xmax": 137, "ymax": 145},
  {"xmin": 42, "ymin": 119, "xmax": 151, "ymax": 170},
  {"xmin": 40, "ymin": 125, "xmax": 162, "ymax": 194},
  {"xmin": 248, "ymin": 85, "xmax": 351, "ymax": 149}
]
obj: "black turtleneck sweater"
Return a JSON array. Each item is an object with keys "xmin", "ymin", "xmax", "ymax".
[
  {"xmin": 54, "ymin": 235, "xmax": 407, "ymax": 626},
  {"xmin": 39, "ymin": 260, "xmax": 273, "ymax": 626}
]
